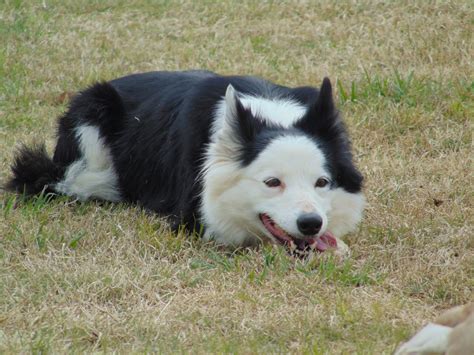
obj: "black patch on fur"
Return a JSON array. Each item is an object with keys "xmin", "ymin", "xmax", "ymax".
[
  {"xmin": 6, "ymin": 143, "xmax": 63, "ymax": 195},
  {"xmin": 233, "ymin": 95, "xmax": 262, "ymax": 144},
  {"xmin": 237, "ymin": 125, "xmax": 302, "ymax": 167},
  {"xmin": 52, "ymin": 82, "xmax": 126, "ymax": 167},
  {"xmin": 65, "ymin": 82, "xmax": 126, "ymax": 144},
  {"xmin": 295, "ymin": 78, "xmax": 363, "ymax": 193},
  {"xmin": 226, "ymin": 94, "xmax": 285, "ymax": 164},
  {"xmin": 52, "ymin": 112, "xmax": 81, "ymax": 168}
]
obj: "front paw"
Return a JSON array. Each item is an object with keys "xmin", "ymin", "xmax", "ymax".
[{"xmin": 333, "ymin": 237, "xmax": 351, "ymax": 260}]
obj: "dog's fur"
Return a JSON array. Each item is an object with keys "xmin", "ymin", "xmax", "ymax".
[{"xmin": 6, "ymin": 70, "xmax": 364, "ymax": 254}]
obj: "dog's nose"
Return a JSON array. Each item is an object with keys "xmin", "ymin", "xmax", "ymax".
[{"xmin": 297, "ymin": 213, "xmax": 322, "ymax": 236}]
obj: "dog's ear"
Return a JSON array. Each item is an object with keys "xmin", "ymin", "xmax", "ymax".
[
  {"xmin": 295, "ymin": 77, "xmax": 338, "ymax": 137},
  {"xmin": 223, "ymin": 84, "xmax": 262, "ymax": 144}
]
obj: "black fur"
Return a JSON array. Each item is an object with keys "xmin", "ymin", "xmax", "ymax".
[
  {"xmin": 66, "ymin": 82, "xmax": 127, "ymax": 144},
  {"xmin": 6, "ymin": 70, "xmax": 363, "ymax": 230},
  {"xmin": 295, "ymin": 78, "xmax": 363, "ymax": 193},
  {"xmin": 6, "ymin": 143, "xmax": 63, "ymax": 195}
]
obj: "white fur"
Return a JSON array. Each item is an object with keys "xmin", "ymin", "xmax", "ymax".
[
  {"xmin": 239, "ymin": 94, "xmax": 307, "ymax": 127},
  {"xmin": 211, "ymin": 86, "xmax": 307, "ymax": 140},
  {"xmin": 201, "ymin": 86, "xmax": 365, "ymax": 250},
  {"xmin": 327, "ymin": 189, "xmax": 366, "ymax": 237},
  {"xmin": 245, "ymin": 135, "xmax": 331, "ymax": 239},
  {"xmin": 55, "ymin": 125, "xmax": 121, "ymax": 201}
]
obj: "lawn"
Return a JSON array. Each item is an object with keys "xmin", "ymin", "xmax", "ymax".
[{"xmin": 0, "ymin": 1, "xmax": 472, "ymax": 353}]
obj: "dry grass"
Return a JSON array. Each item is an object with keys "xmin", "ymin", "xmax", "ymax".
[{"xmin": 0, "ymin": 0, "xmax": 473, "ymax": 353}]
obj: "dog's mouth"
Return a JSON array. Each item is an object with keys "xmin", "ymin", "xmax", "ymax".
[{"xmin": 259, "ymin": 213, "xmax": 337, "ymax": 257}]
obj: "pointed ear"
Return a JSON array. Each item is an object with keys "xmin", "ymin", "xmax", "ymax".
[
  {"xmin": 223, "ymin": 84, "xmax": 261, "ymax": 144},
  {"xmin": 295, "ymin": 77, "xmax": 338, "ymax": 136},
  {"xmin": 224, "ymin": 84, "xmax": 238, "ymax": 118},
  {"xmin": 316, "ymin": 77, "xmax": 335, "ymax": 115}
]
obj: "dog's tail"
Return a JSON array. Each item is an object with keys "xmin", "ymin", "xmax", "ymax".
[{"xmin": 5, "ymin": 143, "xmax": 64, "ymax": 196}]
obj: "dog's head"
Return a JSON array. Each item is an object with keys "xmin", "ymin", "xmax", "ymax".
[{"xmin": 201, "ymin": 78, "xmax": 364, "ymax": 255}]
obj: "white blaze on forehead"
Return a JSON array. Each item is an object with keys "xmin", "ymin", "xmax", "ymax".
[
  {"xmin": 211, "ymin": 92, "xmax": 307, "ymax": 140},
  {"xmin": 248, "ymin": 135, "xmax": 328, "ymax": 179},
  {"xmin": 238, "ymin": 95, "xmax": 307, "ymax": 128}
]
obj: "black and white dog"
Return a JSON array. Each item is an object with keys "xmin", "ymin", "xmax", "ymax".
[{"xmin": 7, "ymin": 70, "xmax": 364, "ymax": 257}]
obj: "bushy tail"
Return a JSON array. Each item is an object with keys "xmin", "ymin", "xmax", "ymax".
[{"xmin": 5, "ymin": 143, "xmax": 64, "ymax": 196}]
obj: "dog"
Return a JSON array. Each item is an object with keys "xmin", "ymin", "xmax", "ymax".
[
  {"xmin": 6, "ymin": 70, "xmax": 365, "ymax": 257},
  {"xmin": 395, "ymin": 303, "xmax": 474, "ymax": 354}
]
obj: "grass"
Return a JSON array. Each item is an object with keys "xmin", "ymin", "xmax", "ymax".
[{"xmin": 0, "ymin": 0, "xmax": 473, "ymax": 353}]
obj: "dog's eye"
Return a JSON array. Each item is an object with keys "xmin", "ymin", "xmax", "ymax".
[
  {"xmin": 264, "ymin": 177, "xmax": 281, "ymax": 188},
  {"xmin": 315, "ymin": 177, "xmax": 330, "ymax": 188}
]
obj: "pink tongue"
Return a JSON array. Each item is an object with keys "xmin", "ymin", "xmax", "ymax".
[{"xmin": 315, "ymin": 233, "xmax": 338, "ymax": 252}]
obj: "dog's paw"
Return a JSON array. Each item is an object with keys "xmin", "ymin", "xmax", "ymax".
[{"xmin": 333, "ymin": 238, "xmax": 351, "ymax": 260}]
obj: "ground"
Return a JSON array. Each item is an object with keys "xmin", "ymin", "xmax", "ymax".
[{"xmin": 0, "ymin": 1, "xmax": 473, "ymax": 353}]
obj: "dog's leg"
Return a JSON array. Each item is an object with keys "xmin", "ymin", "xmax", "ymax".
[{"xmin": 53, "ymin": 83, "xmax": 125, "ymax": 202}]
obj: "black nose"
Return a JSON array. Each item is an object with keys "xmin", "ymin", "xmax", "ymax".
[{"xmin": 297, "ymin": 213, "xmax": 322, "ymax": 236}]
